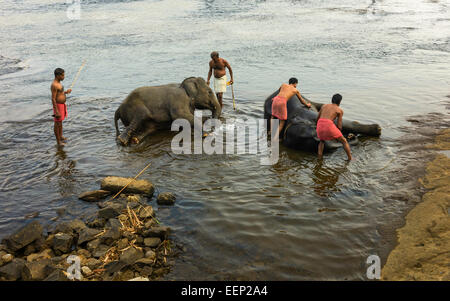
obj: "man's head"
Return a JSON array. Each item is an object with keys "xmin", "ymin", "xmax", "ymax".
[
  {"xmin": 210, "ymin": 51, "xmax": 219, "ymax": 61},
  {"xmin": 332, "ymin": 93, "xmax": 342, "ymax": 106},
  {"xmin": 54, "ymin": 68, "xmax": 65, "ymax": 80},
  {"xmin": 288, "ymin": 77, "xmax": 298, "ymax": 87}
]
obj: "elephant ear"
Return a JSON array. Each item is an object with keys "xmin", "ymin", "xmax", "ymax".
[{"xmin": 181, "ymin": 77, "xmax": 198, "ymax": 99}]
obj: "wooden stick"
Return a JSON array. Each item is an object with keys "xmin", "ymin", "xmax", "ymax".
[
  {"xmin": 69, "ymin": 60, "xmax": 87, "ymax": 90},
  {"xmin": 111, "ymin": 162, "xmax": 152, "ymax": 199},
  {"xmin": 231, "ymin": 84, "xmax": 236, "ymax": 110}
]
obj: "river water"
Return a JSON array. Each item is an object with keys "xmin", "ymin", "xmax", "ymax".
[{"xmin": 0, "ymin": 0, "xmax": 449, "ymax": 280}]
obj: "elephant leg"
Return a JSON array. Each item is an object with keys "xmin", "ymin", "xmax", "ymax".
[
  {"xmin": 131, "ymin": 122, "xmax": 159, "ymax": 144},
  {"xmin": 117, "ymin": 119, "xmax": 139, "ymax": 146}
]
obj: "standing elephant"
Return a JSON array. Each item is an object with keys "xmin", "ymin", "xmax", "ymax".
[
  {"xmin": 115, "ymin": 77, "xmax": 221, "ymax": 145},
  {"xmin": 264, "ymin": 90, "xmax": 381, "ymax": 152}
]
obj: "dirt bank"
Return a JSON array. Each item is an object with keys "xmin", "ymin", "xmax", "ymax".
[{"xmin": 382, "ymin": 129, "xmax": 450, "ymax": 281}]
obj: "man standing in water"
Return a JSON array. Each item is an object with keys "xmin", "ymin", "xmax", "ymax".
[
  {"xmin": 316, "ymin": 94, "xmax": 352, "ymax": 161},
  {"xmin": 206, "ymin": 51, "xmax": 233, "ymax": 108},
  {"xmin": 271, "ymin": 77, "xmax": 311, "ymax": 141},
  {"xmin": 51, "ymin": 68, "xmax": 71, "ymax": 146}
]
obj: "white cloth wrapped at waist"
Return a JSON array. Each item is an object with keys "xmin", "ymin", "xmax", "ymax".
[{"xmin": 213, "ymin": 75, "xmax": 227, "ymax": 93}]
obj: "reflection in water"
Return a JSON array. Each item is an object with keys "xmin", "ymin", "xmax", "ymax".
[
  {"xmin": 54, "ymin": 146, "xmax": 77, "ymax": 198},
  {"xmin": 312, "ymin": 159, "xmax": 349, "ymax": 197}
]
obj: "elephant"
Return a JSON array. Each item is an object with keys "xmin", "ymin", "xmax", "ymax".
[
  {"xmin": 114, "ymin": 77, "xmax": 221, "ymax": 145},
  {"xmin": 264, "ymin": 90, "xmax": 381, "ymax": 152}
]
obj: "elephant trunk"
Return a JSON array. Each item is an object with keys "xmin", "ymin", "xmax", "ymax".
[{"xmin": 342, "ymin": 120, "xmax": 381, "ymax": 137}]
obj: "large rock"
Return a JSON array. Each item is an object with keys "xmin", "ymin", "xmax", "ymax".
[
  {"xmin": 101, "ymin": 176, "xmax": 155, "ymax": 196},
  {"xmin": 78, "ymin": 190, "xmax": 111, "ymax": 202},
  {"xmin": 2, "ymin": 221, "xmax": 43, "ymax": 253},
  {"xmin": 53, "ymin": 233, "xmax": 73, "ymax": 254},
  {"xmin": 22, "ymin": 259, "xmax": 56, "ymax": 281},
  {"xmin": 67, "ymin": 219, "xmax": 87, "ymax": 234},
  {"xmin": 142, "ymin": 226, "xmax": 171, "ymax": 240},
  {"xmin": 0, "ymin": 258, "xmax": 26, "ymax": 280},
  {"xmin": 101, "ymin": 228, "xmax": 121, "ymax": 246},
  {"xmin": 119, "ymin": 247, "xmax": 144, "ymax": 265},
  {"xmin": 27, "ymin": 249, "xmax": 54, "ymax": 262},
  {"xmin": 92, "ymin": 244, "xmax": 109, "ymax": 258},
  {"xmin": 144, "ymin": 237, "xmax": 161, "ymax": 248},
  {"xmin": 43, "ymin": 269, "xmax": 69, "ymax": 281},
  {"xmin": 157, "ymin": 192, "xmax": 176, "ymax": 205},
  {"xmin": 98, "ymin": 203, "xmax": 124, "ymax": 220},
  {"xmin": 77, "ymin": 228, "xmax": 102, "ymax": 245},
  {"xmin": 138, "ymin": 206, "xmax": 154, "ymax": 220}
]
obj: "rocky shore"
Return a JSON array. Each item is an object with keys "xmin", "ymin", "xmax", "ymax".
[
  {"xmin": 0, "ymin": 176, "xmax": 181, "ymax": 281},
  {"xmin": 382, "ymin": 128, "xmax": 450, "ymax": 280}
]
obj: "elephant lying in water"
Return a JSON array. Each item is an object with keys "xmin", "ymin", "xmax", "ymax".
[
  {"xmin": 115, "ymin": 77, "xmax": 221, "ymax": 145},
  {"xmin": 264, "ymin": 90, "xmax": 381, "ymax": 152}
]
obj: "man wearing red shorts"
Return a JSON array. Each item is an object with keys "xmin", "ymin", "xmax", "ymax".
[
  {"xmin": 316, "ymin": 94, "xmax": 352, "ymax": 160},
  {"xmin": 271, "ymin": 77, "xmax": 311, "ymax": 141},
  {"xmin": 51, "ymin": 68, "xmax": 71, "ymax": 146}
]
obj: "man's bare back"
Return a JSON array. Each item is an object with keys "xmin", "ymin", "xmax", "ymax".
[
  {"xmin": 277, "ymin": 83, "xmax": 311, "ymax": 108},
  {"xmin": 317, "ymin": 103, "xmax": 343, "ymax": 129}
]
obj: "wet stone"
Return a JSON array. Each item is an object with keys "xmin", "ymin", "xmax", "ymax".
[{"xmin": 157, "ymin": 192, "xmax": 176, "ymax": 205}]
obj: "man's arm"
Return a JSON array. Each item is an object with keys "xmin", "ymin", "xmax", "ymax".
[
  {"xmin": 51, "ymin": 84, "xmax": 60, "ymax": 118},
  {"xmin": 316, "ymin": 107, "xmax": 322, "ymax": 124},
  {"xmin": 296, "ymin": 90, "xmax": 311, "ymax": 108},
  {"xmin": 224, "ymin": 59, "xmax": 233, "ymax": 84},
  {"xmin": 206, "ymin": 61, "xmax": 213, "ymax": 85},
  {"xmin": 337, "ymin": 109, "xmax": 343, "ymax": 130}
]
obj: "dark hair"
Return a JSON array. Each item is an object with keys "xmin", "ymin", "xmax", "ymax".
[
  {"xmin": 332, "ymin": 93, "xmax": 342, "ymax": 105},
  {"xmin": 54, "ymin": 68, "xmax": 65, "ymax": 77},
  {"xmin": 210, "ymin": 51, "xmax": 219, "ymax": 58},
  {"xmin": 288, "ymin": 77, "xmax": 298, "ymax": 85}
]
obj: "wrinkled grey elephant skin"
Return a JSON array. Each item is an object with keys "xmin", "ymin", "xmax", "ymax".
[{"xmin": 115, "ymin": 77, "xmax": 222, "ymax": 146}]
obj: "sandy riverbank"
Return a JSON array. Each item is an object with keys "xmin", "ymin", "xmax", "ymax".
[{"xmin": 382, "ymin": 129, "xmax": 450, "ymax": 281}]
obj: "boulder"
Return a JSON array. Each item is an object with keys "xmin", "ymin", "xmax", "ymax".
[
  {"xmin": 81, "ymin": 266, "xmax": 93, "ymax": 277},
  {"xmin": 77, "ymin": 249, "xmax": 91, "ymax": 258},
  {"xmin": 127, "ymin": 195, "xmax": 142, "ymax": 203},
  {"xmin": 105, "ymin": 218, "xmax": 122, "ymax": 230},
  {"xmin": 51, "ymin": 222, "xmax": 73, "ymax": 235},
  {"xmin": 145, "ymin": 250, "xmax": 156, "ymax": 260},
  {"xmin": 87, "ymin": 217, "xmax": 106, "ymax": 229},
  {"xmin": 27, "ymin": 249, "xmax": 54, "ymax": 262},
  {"xmin": 157, "ymin": 192, "xmax": 176, "ymax": 205},
  {"xmin": 1, "ymin": 254, "xmax": 13, "ymax": 264},
  {"xmin": 138, "ymin": 206, "xmax": 154, "ymax": 220},
  {"xmin": 86, "ymin": 239, "xmax": 101, "ymax": 253},
  {"xmin": 53, "ymin": 233, "xmax": 73, "ymax": 254},
  {"xmin": 101, "ymin": 228, "xmax": 121, "ymax": 246},
  {"xmin": 119, "ymin": 247, "xmax": 144, "ymax": 265},
  {"xmin": 0, "ymin": 258, "xmax": 26, "ymax": 281},
  {"xmin": 142, "ymin": 226, "xmax": 171, "ymax": 240},
  {"xmin": 67, "ymin": 219, "xmax": 87, "ymax": 234},
  {"xmin": 144, "ymin": 237, "xmax": 161, "ymax": 248},
  {"xmin": 98, "ymin": 203, "xmax": 124, "ymax": 220},
  {"xmin": 83, "ymin": 258, "xmax": 101, "ymax": 270},
  {"xmin": 117, "ymin": 238, "xmax": 129, "ymax": 250},
  {"xmin": 1, "ymin": 221, "xmax": 43, "ymax": 253},
  {"xmin": 104, "ymin": 260, "xmax": 127, "ymax": 276},
  {"xmin": 101, "ymin": 176, "xmax": 155, "ymax": 196},
  {"xmin": 22, "ymin": 259, "xmax": 56, "ymax": 281},
  {"xmin": 92, "ymin": 244, "xmax": 109, "ymax": 258},
  {"xmin": 43, "ymin": 269, "xmax": 69, "ymax": 281},
  {"xmin": 78, "ymin": 190, "xmax": 111, "ymax": 202},
  {"xmin": 77, "ymin": 228, "xmax": 102, "ymax": 245}
]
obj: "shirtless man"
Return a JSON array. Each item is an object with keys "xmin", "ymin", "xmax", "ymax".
[
  {"xmin": 51, "ymin": 68, "xmax": 71, "ymax": 146},
  {"xmin": 316, "ymin": 94, "xmax": 352, "ymax": 160},
  {"xmin": 271, "ymin": 77, "xmax": 311, "ymax": 141},
  {"xmin": 206, "ymin": 51, "xmax": 233, "ymax": 108}
]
